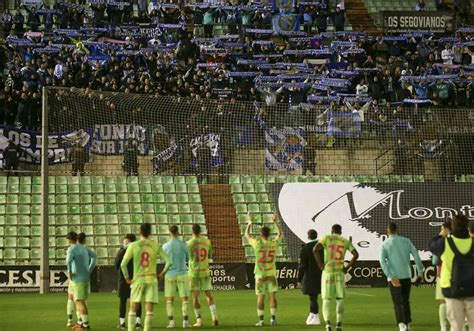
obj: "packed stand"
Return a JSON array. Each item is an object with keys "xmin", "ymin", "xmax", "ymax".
[{"xmin": 0, "ymin": 0, "xmax": 473, "ymax": 135}]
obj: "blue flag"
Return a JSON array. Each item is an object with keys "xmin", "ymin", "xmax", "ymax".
[{"xmin": 272, "ymin": 14, "xmax": 300, "ymax": 34}]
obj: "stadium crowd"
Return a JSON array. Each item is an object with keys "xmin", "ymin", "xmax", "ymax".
[{"xmin": 0, "ymin": 0, "xmax": 473, "ymax": 132}]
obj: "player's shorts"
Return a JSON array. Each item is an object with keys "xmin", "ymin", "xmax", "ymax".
[
  {"xmin": 165, "ymin": 274, "xmax": 190, "ymax": 298},
  {"xmin": 130, "ymin": 283, "xmax": 159, "ymax": 304},
  {"xmin": 190, "ymin": 276, "xmax": 212, "ymax": 292},
  {"xmin": 73, "ymin": 282, "xmax": 90, "ymax": 301},
  {"xmin": 255, "ymin": 276, "xmax": 278, "ymax": 296},
  {"xmin": 435, "ymin": 277, "xmax": 444, "ymax": 300},
  {"xmin": 321, "ymin": 271, "xmax": 345, "ymax": 300},
  {"xmin": 67, "ymin": 281, "xmax": 75, "ymax": 296}
]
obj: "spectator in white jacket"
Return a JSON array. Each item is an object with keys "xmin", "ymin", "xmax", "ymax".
[{"xmin": 441, "ymin": 43, "xmax": 454, "ymax": 65}]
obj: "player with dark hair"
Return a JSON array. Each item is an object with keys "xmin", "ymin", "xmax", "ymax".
[
  {"xmin": 245, "ymin": 213, "xmax": 283, "ymax": 327},
  {"xmin": 121, "ymin": 223, "xmax": 172, "ymax": 331},
  {"xmin": 187, "ymin": 223, "xmax": 218, "ymax": 327},
  {"xmin": 115, "ymin": 233, "xmax": 142, "ymax": 329},
  {"xmin": 380, "ymin": 223, "xmax": 423, "ymax": 331},
  {"xmin": 66, "ymin": 232, "xmax": 97, "ymax": 330},
  {"xmin": 163, "ymin": 225, "xmax": 190, "ymax": 328},
  {"xmin": 469, "ymin": 221, "xmax": 474, "ymax": 237},
  {"xmin": 66, "ymin": 231, "xmax": 79, "ymax": 327},
  {"xmin": 298, "ymin": 229, "xmax": 323, "ymax": 325},
  {"xmin": 314, "ymin": 224, "xmax": 359, "ymax": 331}
]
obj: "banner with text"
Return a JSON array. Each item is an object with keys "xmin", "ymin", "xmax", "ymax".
[
  {"xmin": 271, "ymin": 182, "xmax": 474, "ymax": 261},
  {"xmin": 382, "ymin": 11, "xmax": 454, "ymax": 33}
]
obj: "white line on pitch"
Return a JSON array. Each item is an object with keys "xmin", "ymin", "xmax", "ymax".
[{"xmin": 346, "ymin": 291, "xmax": 376, "ymax": 297}]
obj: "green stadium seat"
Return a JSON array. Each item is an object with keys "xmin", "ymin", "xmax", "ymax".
[
  {"xmin": 140, "ymin": 184, "xmax": 152, "ymax": 193},
  {"xmin": 244, "ymin": 194, "xmax": 257, "ymax": 203},
  {"xmin": 255, "ymin": 184, "xmax": 266, "ymax": 192},
  {"xmin": 118, "ymin": 215, "xmax": 131, "ymax": 224},
  {"xmin": 47, "ymin": 226, "xmax": 55, "ymax": 236},
  {"xmin": 257, "ymin": 194, "xmax": 270, "ymax": 202},
  {"xmin": 260, "ymin": 204, "xmax": 272, "ymax": 213},
  {"xmin": 182, "ymin": 224, "xmax": 193, "ymax": 234},
  {"xmin": 96, "ymin": 247, "xmax": 108, "ymax": 260},
  {"xmin": 56, "ymin": 248, "xmax": 66, "ymax": 259},
  {"xmin": 180, "ymin": 214, "xmax": 192, "ymax": 224},
  {"xmin": 229, "ymin": 176, "xmax": 240, "ymax": 184},
  {"xmin": 116, "ymin": 194, "xmax": 128, "ymax": 203},
  {"xmin": 176, "ymin": 184, "xmax": 187, "ymax": 193},
  {"xmin": 0, "ymin": 177, "xmax": 7, "ymax": 185},
  {"xmin": 153, "ymin": 194, "xmax": 165, "ymax": 203},
  {"xmin": 8, "ymin": 184, "xmax": 19, "ymax": 193},
  {"xmin": 158, "ymin": 225, "xmax": 169, "ymax": 234},
  {"xmin": 174, "ymin": 176, "xmax": 186, "ymax": 184},
  {"xmin": 5, "ymin": 237, "xmax": 17, "ymax": 247},
  {"xmin": 143, "ymin": 214, "xmax": 155, "ymax": 223},
  {"xmin": 56, "ymin": 237, "xmax": 68, "ymax": 247},
  {"xmin": 235, "ymin": 204, "xmax": 247, "ymax": 213},
  {"xmin": 177, "ymin": 194, "xmax": 189, "ymax": 203},
  {"xmin": 80, "ymin": 205, "xmax": 92, "ymax": 214},
  {"xmin": 248, "ymin": 204, "xmax": 260, "ymax": 213},
  {"xmin": 68, "ymin": 205, "xmax": 81, "ymax": 214},
  {"xmin": 262, "ymin": 214, "xmax": 274, "ymax": 223},
  {"xmin": 108, "ymin": 236, "xmax": 120, "ymax": 246},
  {"xmin": 127, "ymin": 184, "xmax": 139, "ymax": 193},
  {"xmin": 32, "ymin": 226, "xmax": 41, "ymax": 236},
  {"xmin": 179, "ymin": 204, "xmax": 191, "ymax": 214},
  {"xmin": 80, "ymin": 184, "xmax": 92, "ymax": 193},
  {"xmin": 186, "ymin": 177, "xmax": 198, "ymax": 184},
  {"xmin": 251, "ymin": 214, "xmax": 262, "ymax": 223},
  {"xmin": 6, "ymin": 205, "xmax": 18, "ymax": 214},
  {"xmin": 104, "ymin": 204, "xmax": 118, "ymax": 213},
  {"xmin": 69, "ymin": 185, "xmax": 80, "ymax": 194},
  {"xmin": 0, "ymin": 195, "xmax": 6, "ymax": 205},
  {"xmin": 143, "ymin": 204, "xmax": 154, "ymax": 213},
  {"xmin": 4, "ymin": 248, "xmax": 16, "ymax": 260},
  {"xmin": 106, "ymin": 225, "xmax": 119, "ymax": 235},
  {"xmin": 164, "ymin": 184, "xmax": 175, "ymax": 193},
  {"xmin": 162, "ymin": 176, "xmax": 174, "ymax": 184},
  {"xmin": 7, "ymin": 194, "xmax": 18, "ymax": 204},
  {"xmin": 0, "ymin": 226, "xmax": 4, "ymax": 236},
  {"xmin": 127, "ymin": 176, "xmax": 139, "ymax": 184},
  {"xmin": 80, "ymin": 194, "xmax": 92, "ymax": 204},
  {"xmin": 237, "ymin": 214, "xmax": 247, "ymax": 224},
  {"xmin": 131, "ymin": 214, "xmax": 142, "ymax": 224},
  {"xmin": 155, "ymin": 204, "xmax": 167, "ymax": 214},
  {"xmin": 92, "ymin": 184, "xmax": 104, "ymax": 193},
  {"xmin": 20, "ymin": 184, "xmax": 31, "ymax": 194},
  {"xmin": 105, "ymin": 215, "xmax": 118, "ymax": 224},
  {"xmin": 151, "ymin": 177, "xmax": 162, "ymax": 184},
  {"xmin": 142, "ymin": 194, "xmax": 153, "ymax": 203},
  {"xmin": 413, "ymin": 175, "xmax": 424, "ymax": 182},
  {"xmin": 188, "ymin": 184, "xmax": 199, "ymax": 193},
  {"xmin": 81, "ymin": 226, "xmax": 94, "ymax": 235},
  {"xmin": 233, "ymin": 194, "xmax": 245, "ymax": 203},
  {"xmin": 139, "ymin": 176, "xmax": 152, "ymax": 184},
  {"xmin": 156, "ymin": 214, "xmax": 168, "ymax": 224},
  {"xmin": 95, "ymin": 236, "xmax": 108, "ymax": 247},
  {"xmin": 130, "ymin": 204, "xmax": 143, "ymax": 213},
  {"xmin": 31, "ymin": 237, "xmax": 41, "ymax": 247},
  {"xmin": 92, "ymin": 194, "xmax": 105, "ymax": 204},
  {"xmin": 31, "ymin": 216, "xmax": 40, "ymax": 224},
  {"xmin": 55, "ymin": 215, "xmax": 67, "ymax": 225},
  {"xmin": 168, "ymin": 215, "xmax": 180, "ymax": 224},
  {"xmin": 104, "ymin": 194, "xmax": 116, "ymax": 204},
  {"xmin": 18, "ymin": 215, "xmax": 30, "ymax": 225},
  {"xmin": 0, "ymin": 215, "xmax": 4, "ymax": 225},
  {"xmin": 119, "ymin": 224, "xmax": 132, "ymax": 234},
  {"xmin": 93, "ymin": 215, "xmax": 105, "ymax": 224},
  {"xmin": 95, "ymin": 225, "xmax": 106, "ymax": 235},
  {"xmin": 80, "ymin": 176, "xmax": 91, "ymax": 185},
  {"xmin": 231, "ymin": 184, "xmax": 242, "ymax": 193},
  {"xmin": 17, "ymin": 248, "xmax": 30, "ymax": 260},
  {"xmin": 130, "ymin": 194, "xmax": 141, "ymax": 203},
  {"xmin": 0, "ymin": 184, "xmax": 6, "ymax": 193},
  {"xmin": 118, "ymin": 204, "xmax": 130, "ymax": 213},
  {"xmin": 152, "ymin": 184, "xmax": 164, "ymax": 193},
  {"xmin": 190, "ymin": 204, "xmax": 203, "ymax": 213},
  {"xmin": 167, "ymin": 204, "xmax": 179, "ymax": 213},
  {"xmin": 115, "ymin": 184, "xmax": 127, "ymax": 193},
  {"xmin": 166, "ymin": 194, "xmax": 177, "ymax": 203},
  {"xmin": 242, "ymin": 184, "xmax": 254, "ymax": 192},
  {"xmin": 32, "ymin": 185, "xmax": 41, "ymax": 194},
  {"xmin": 69, "ymin": 195, "xmax": 80, "ymax": 204},
  {"xmin": 56, "ymin": 195, "xmax": 67, "ymax": 204},
  {"xmin": 245, "ymin": 246, "xmax": 255, "ymax": 257},
  {"xmin": 190, "ymin": 194, "xmax": 201, "ymax": 203},
  {"xmin": 5, "ymin": 215, "xmax": 17, "ymax": 225}
]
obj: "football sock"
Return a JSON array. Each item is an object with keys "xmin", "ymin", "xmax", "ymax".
[
  {"xmin": 182, "ymin": 301, "xmax": 189, "ymax": 321},
  {"xmin": 257, "ymin": 309, "xmax": 264, "ymax": 321},
  {"xmin": 336, "ymin": 299, "xmax": 345, "ymax": 325},
  {"xmin": 209, "ymin": 304, "xmax": 217, "ymax": 320},
  {"xmin": 323, "ymin": 299, "xmax": 331, "ymax": 326},
  {"xmin": 144, "ymin": 312, "xmax": 153, "ymax": 331},
  {"xmin": 439, "ymin": 304, "xmax": 447, "ymax": 330},
  {"xmin": 119, "ymin": 317, "xmax": 125, "ymax": 325},
  {"xmin": 136, "ymin": 317, "xmax": 141, "ymax": 325},
  {"xmin": 270, "ymin": 308, "xmax": 276, "ymax": 320},
  {"xmin": 67, "ymin": 299, "xmax": 75, "ymax": 321},
  {"xmin": 166, "ymin": 302, "xmax": 174, "ymax": 320},
  {"xmin": 128, "ymin": 312, "xmax": 136, "ymax": 331},
  {"xmin": 194, "ymin": 309, "xmax": 201, "ymax": 319},
  {"xmin": 81, "ymin": 314, "xmax": 89, "ymax": 327}
]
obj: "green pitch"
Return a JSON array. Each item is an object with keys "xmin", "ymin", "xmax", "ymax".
[{"xmin": 0, "ymin": 288, "xmax": 438, "ymax": 331}]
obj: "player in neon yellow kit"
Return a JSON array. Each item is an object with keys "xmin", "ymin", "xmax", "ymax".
[
  {"xmin": 314, "ymin": 224, "xmax": 359, "ymax": 331},
  {"xmin": 121, "ymin": 223, "xmax": 172, "ymax": 331},
  {"xmin": 187, "ymin": 223, "xmax": 218, "ymax": 327},
  {"xmin": 245, "ymin": 213, "xmax": 282, "ymax": 327}
]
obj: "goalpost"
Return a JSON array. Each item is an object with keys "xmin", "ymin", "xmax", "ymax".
[{"xmin": 40, "ymin": 86, "xmax": 49, "ymax": 294}]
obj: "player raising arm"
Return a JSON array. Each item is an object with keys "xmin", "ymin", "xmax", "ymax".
[
  {"xmin": 121, "ymin": 223, "xmax": 172, "ymax": 331},
  {"xmin": 245, "ymin": 213, "xmax": 283, "ymax": 327},
  {"xmin": 313, "ymin": 224, "xmax": 359, "ymax": 331},
  {"xmin": 187, "ymin": 224, "xmax": 218, "ymax": 327}
]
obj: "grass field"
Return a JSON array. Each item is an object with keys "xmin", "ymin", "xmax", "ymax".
[{"xmin": 0, "ymin": 288, "xmax": 438, "ymax": 331}]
